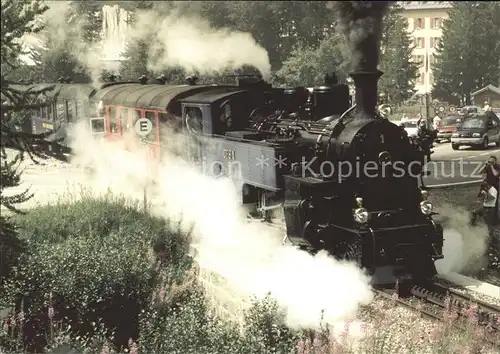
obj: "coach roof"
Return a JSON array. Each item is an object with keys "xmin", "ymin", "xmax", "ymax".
[
  {"xmin": 7, "ymin": 83, "xmax": 95, "ymax": 101},
  {"xmin": 179, "ymin": 87, "xmax": 247, "ymax": 104},
  {"xmin": 90, "ymin": 83, "xmax": 225, "ymax": 111}
]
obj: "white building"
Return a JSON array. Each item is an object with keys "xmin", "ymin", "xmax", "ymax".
[{"xmin": 400, "ymin": 1, "xmax": 452, "ymax": 94}]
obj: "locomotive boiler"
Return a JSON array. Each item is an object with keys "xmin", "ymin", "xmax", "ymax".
[{"xmin": 231, "ymin": 70, "xmax": 444, "ymax": 286}]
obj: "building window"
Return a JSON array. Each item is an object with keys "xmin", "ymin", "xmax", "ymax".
[
  {"xmin": 431, "ymin": 17, "xmax": 443, "ymax": 28},
  {"xmin": 415, "ymin": 37, "xmax": 425, "ymax": 48},
  {"xmin": 415, "ymin": 17, "xmax": 424, "ymax": 29},
  {"xmin": 413, "ymin": 55, "xmax": 424, "ymax": 67},
  {"xmin": 430, "ymin": 37, "xmax": 440, "ymax": 48}
]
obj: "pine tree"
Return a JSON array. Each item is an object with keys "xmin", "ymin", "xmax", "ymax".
[
  {"xmin": 378, "ymin": 4, "xmax": 419, "ymax": 105},
  {"xmin": 432, "ymin": 2, "xmax": 500, "ymax": 105},
  {"xmin": 1, "ymin": 0, "xmax": 49, "ymax": 284}
]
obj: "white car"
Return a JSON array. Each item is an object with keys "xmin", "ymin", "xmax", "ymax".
[{"xmin": 393, "ymin": 120, "xmax": 419, "ymax": 137}]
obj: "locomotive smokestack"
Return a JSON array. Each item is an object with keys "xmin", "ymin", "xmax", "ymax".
[{"xmin": 333, "ymin": 1, "xmax": 392, "ymax": 118}]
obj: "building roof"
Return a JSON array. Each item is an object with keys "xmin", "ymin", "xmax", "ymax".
[
  {"xmin": 471, "ymin": 84, "xmax": 500, "ymax": 97},
  {"xmin": 400, "ymin": 1, "xmax": 452, "ymax": 10}
]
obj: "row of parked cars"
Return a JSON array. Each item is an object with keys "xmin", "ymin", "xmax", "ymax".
[{"xmin": 393, "ymin": 107, "xmax": 500, "ymax": 150}]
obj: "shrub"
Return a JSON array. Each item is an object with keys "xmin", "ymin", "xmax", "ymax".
[
  {"xmin": 138, "ymin": 290, "xmax": 298, "ymax": 354},
  {"xmin": 1, "ymin": 195, "xmax": 192, "ymax": 352}
]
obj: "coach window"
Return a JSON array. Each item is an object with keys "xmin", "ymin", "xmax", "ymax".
[
  {"xmin": 90, "ymin": 118, "xmax": 105, "ymax": 133},
  {"xmin": 144, "ymin": 111, "xmax": 157, "ymax": 140},
  {"xmin": 76, "ymin": 100, "xmax": 83, "ymax": 119},
  {"xmin": 109, "ymin": 106, "xmax": 118, "ymax": 133},
  {"xmin": 47, "ymin": 104, "xmax": 53, "ymax": 121},
  {"xmin": 40, "ymin": 106, "xmax": 47, "ymax": 120},
  {"xmin": 127, "ymin": 109, "xmax": 141, "ymax": 131},
  {"xmin": 185, "ymin": 106, "xmax": 203, "ymax": 134},
  {"xmin": 56, "ymin": 103, "xmax": 66, "ymax": 124},
  {"xmin": 119, "ymin": 108, "xmax": 128, "ymax": 132},
  {"xmin": 67, "ymin": 101, "xmax": 75, "ymax": 122}
]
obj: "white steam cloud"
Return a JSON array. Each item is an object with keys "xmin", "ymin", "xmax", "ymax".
[
  {"xmin": 27, "ymin": 1, "xmax": 106, "ymax": 87},
  {"xmin": 24, "ymin": 2, "xmax": 271, "ymax": 83},
  {"xmin": 435, "ymin": 204, "xmax": 489, "ymax": 275},
  {"xmin": 129, "ymin": 9, "xmax": 272, "ymax": 79},
  {"xmin": 66, "ymin": 121, "xmax": 373, "ymax": 330}
]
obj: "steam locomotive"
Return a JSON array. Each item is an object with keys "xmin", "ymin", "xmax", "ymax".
[{"xmin": 8, "ymin": 70, "xmax": 444, "ymax": 287}]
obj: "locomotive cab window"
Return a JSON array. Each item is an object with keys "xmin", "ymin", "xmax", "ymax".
[
  {"xmin": 220, "ymin": 102, "xmax": 232, "ymax": 128},
  {"xmin": 184, "ymin": 106, "xmax": 203, "ymax": 134}
]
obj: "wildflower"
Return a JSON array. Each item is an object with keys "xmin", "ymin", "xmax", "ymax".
[
  {"xmin": 100, "ymin": 343, "xmax": 111, "ymax": 354},
  {"xmin": 2, "ymin": 319, "xmax": 9, "ymax": 332},
  {"xmin": 466, "ymin": 304, "xmax": 479, "ymax": 326},
  {"xmin": 296, "ymin": 339, "xmax": 307, "ymax": 354},
  {"xmin": 128, "ymin": 338, "xmax": 138, "ymax": 354},
  {"xmin": 443, "ymin": 295, "xmax": 451, "ymax": 312},
  {"xmin": 158, "ymin": 285, "xmax": 166, "ymax": 303},
  {"xmin": 48, "ymin": 306, "xmax": 54, "ymax": 320},
  {"xmin": 392, "ymin": 280, "xmax": 400, "ymax": 300}
]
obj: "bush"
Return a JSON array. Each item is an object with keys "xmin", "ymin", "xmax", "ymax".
[
  {"xmin": 138, "ymin": 290, "xmax": 298, "ymax": 354},
  {"xmin": 1, "ymin": 194, "xmax": 192, "ymax": 352}
]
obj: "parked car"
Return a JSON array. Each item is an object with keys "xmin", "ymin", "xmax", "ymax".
[
  {"xmin": 396, "ymin": 119, "xmax": 419, "ymax": 137},
  {"xmin": 436, "ymin": 116, "xmax": 463, "ymax": 142},
  {"xmin": 450, "ymin": 113, "xmax": 500, "ymax": 150},
  {"xmin": 458, "ymin": 105, "xmax": 479, "ymax": 117}
]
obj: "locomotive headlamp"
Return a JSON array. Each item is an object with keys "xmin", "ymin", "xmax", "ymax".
[
  {"xmin": 421, "ymin": 190, "xmax": 429, "ymax": 200},
  {"xmin": 472, "ymin": 133, "xmax": 481, "ymax": 138},
  {"xmin": 420, "ymin": 200, "xmax": 433, "ymax": 215},
  {"xmin": 353, "ymin": 208, "xmax": 369, "ymax": 224}
]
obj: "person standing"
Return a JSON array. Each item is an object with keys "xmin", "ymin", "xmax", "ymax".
[
  {"xmin": 483, "ymin": 101, "xmax": 491, "ymax": 112},
  {"xmin": 432, "ymin": 114, "xmax": 442, "ymax": 130},
  {"xmin": 483, "ymin": 156, "xmax": 499, "ymax": 191}
]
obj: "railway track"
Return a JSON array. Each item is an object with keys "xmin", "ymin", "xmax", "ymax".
[{"xmin": 376, "ymin": 282, "xmax": 500, "ymax": 346}]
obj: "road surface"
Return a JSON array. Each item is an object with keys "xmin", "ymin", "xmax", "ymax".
[{"xmin": 423, "ymin": 142, "xmax": 500, "ymax": 187}]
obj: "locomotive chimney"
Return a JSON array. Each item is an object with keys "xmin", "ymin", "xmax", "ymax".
[
  {"xmin": 350, "ymin": 70, "xmax": 383, "ymax": 119},
  {"xmin": 333, "ymin": 1, "xmax": 391, "ymax": 119}
]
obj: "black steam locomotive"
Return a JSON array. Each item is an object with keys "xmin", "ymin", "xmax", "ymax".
[{"xmin": 8, "ymin": 69, "xmax": 444, "ymax": 287}]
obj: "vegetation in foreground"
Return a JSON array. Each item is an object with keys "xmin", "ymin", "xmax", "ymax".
[{"xmin": 0, "ymin": 194, "xmax": 497, "ymax": 353}]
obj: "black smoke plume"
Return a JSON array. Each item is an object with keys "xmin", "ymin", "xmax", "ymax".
[{"xmin": 333, "ymin": 1, "xmax": 392, "ymax": 72}]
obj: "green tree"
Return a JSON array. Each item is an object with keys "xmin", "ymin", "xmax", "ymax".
[
  {"xmin": 378, "ymin": 4, "xmax": 419, "ymax": 105},
  {"xmin": 432, "ymin": 2, "xmax": 500, "ymax": 105},
  {"xmin": 272, "ymin": 34, "xmax": 349, "ymax": 87},
  {"xmin": 119, "ymin": 1, "xmax": 156, "ymax": 81},
  {"xmin": 1, "ymin": 0, "xmax": 49, "ymax": 285}
]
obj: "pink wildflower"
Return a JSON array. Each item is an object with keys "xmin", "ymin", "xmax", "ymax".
[
  {"xmin": 128, "ymin": 338, "xmax": 138, "ymax": 354},
  {"xmin": 100, "ymin": 343, "xmax": 111, "ymax": 354},
  {"xmin": 296, "ymin": 339, "xmax": 307, "ymax": 354},
  {"xmin": 158, "ymin": 285, "xmax": 166, "ymax": 302},
  {"xmin": 466, "ymin": 305, "xmax": 479, "ymax": 326},
  {"xmin": 2, "ymin": 319, "xmax": 9, "ymax": 332},
  {"xmin": 18, "ymin": 311, "xmax": 25, "ymax": 324},
  {"xmin": 443, "ymin": 295, "xmax": 451, "ymax": 312}
]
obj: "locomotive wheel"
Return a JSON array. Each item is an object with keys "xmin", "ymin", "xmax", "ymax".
[
  {"xmin": 482, "ymin": 137, "xmax": 489, "ymax": 150},
  {"xmin": 333, "ymin": 239, "xmax": 362, "ymax": 266}
]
